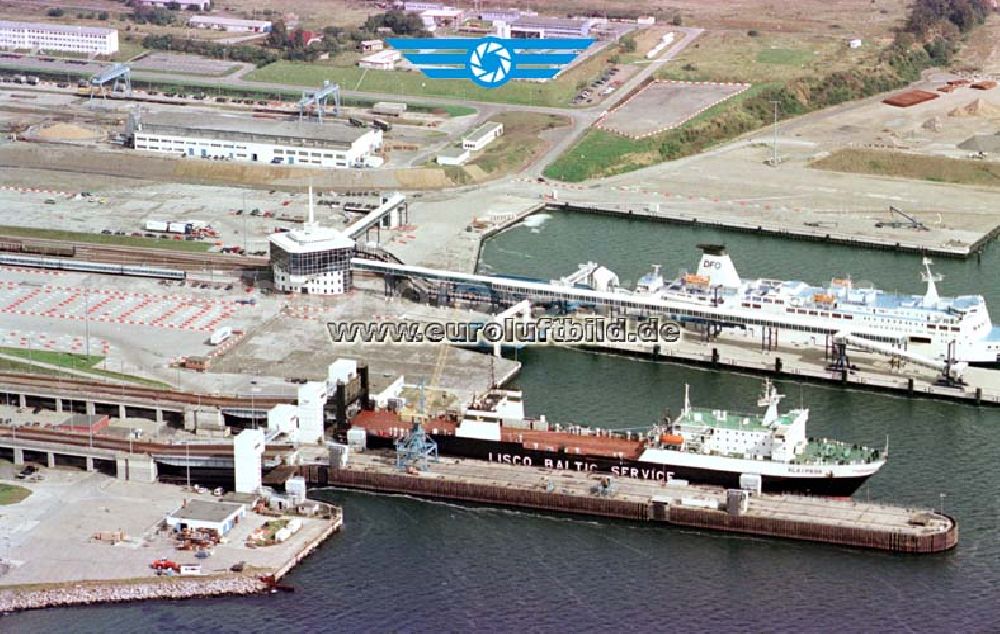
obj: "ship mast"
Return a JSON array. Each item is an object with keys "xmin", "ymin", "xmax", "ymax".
[
  {"xmin": 920, "ymin": 257, "xmax": 942, "ymax": 308},
  {"xmin": 757, "ymin": 379, "xmax": 783, "ymax": 425}
]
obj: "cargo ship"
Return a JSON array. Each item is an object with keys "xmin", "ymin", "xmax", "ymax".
[{"xmin": 351, "ymin": 380, "xmax": 886, "ymax": 497}]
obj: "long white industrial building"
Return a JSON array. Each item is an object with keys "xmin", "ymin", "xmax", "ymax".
[
  {"xmin": 127, "ymin": 111, "xmax": 383, "ymax": 169},
  {"xmin": 0, "ymin": 20, "xmax": 119, "ymax": 55}
]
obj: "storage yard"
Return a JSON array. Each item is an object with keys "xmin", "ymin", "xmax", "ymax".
[{"xmin": 0, "ymin": 468, "xmax": 342, "ymax": 611}]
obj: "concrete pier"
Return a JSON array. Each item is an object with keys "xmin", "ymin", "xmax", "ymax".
[
  {"xmin": 552, "ymin": 201, "xmax": 998, "ymax": 258},
  {"xmin": 304, "ymin": 453, "xmax": 957, "ymax": 554}
]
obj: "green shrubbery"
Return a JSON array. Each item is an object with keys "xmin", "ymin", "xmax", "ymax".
[{"xmin": 546, "ymin": 0, "xmax": 991, "ymax": 181}]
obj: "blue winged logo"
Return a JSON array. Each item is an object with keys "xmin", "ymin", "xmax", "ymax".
[{"xmin": 386, "ymin": 37, "xmax": 594, "ymax": 89}]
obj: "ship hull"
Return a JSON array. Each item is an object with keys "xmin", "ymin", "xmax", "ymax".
[{"xmin": 364, "ymin": 433, "xmax": 875, "ymax": 497}]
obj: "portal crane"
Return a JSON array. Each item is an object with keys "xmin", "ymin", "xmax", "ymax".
[
  {"xmin": 88, "ymin": 63, "xmax": 131, "ymax": 104},
  {"xmin": 298, "ymin": 80, "xmax": 341, "ymax": 122}
]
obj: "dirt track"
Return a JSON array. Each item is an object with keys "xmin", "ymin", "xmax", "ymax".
[{"xmin": 0, "ymin": 143, "xmax": 460, "ymax": 191}]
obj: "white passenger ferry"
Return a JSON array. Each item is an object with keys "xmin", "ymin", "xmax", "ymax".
[{"xmin": 632, "ymin": 245, "xmax": 999, "ymax": 366}]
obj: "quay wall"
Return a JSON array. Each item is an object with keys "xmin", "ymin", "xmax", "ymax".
[
  {"xmin": 575, "ymin": 344, "xmax": 1000, "ymax": 408},
  {"xmin": 307, "ymin": 465, "xmax": 646, "ymax": 520},
  {"xmin": 662, "ymin": 506, "xmax": 958, "ymax": 554},
  {"xmin": 550, "ymin": 201, "xmax": 998, "ymax": 259},
  {"xmin": 0, "ymin": 576, "xmax": 267, "ymax": 613},
  {"xmin": 306, "ymin": 466, "xmax": 957, "ymax": 554}
]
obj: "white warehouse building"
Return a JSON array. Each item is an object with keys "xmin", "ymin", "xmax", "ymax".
[
  {"xmin": 0, "ymin": 20, "xmax": 118, "ymax": 55},
  {"xmin": 127, "ymin": 111, "xmax": 383, "ymax": 169}
]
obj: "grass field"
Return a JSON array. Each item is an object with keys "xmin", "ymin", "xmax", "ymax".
[
  {"xmin": 811, "ymin": 149, "xmax": 1000, "ymax": 187},
  {"xmin": 659, "ymin": 31, "xmax": 872, "ymax": 84},
  {"xmin": 0, "ymin": 484, "xmax": 31, "ymax": 505},
  {"xmin": 0, "ymin": 347, "xmax": 103, "ymax": 370},
  {"xmin": 0, "ymin": 357, "xmax": 76, "ymax": 379},
  {"xmin": 0, "ymin": 347, "xmax": 171, "ymax": 388},
  {"xmin": 544, "ymin": 82, "xmax": 777, "ymax": 181},
  {"xmin": 0, "ymin": 225, "xmax": 212, "ymax": 253},
  {"xmin": 756, "ymin": 48, "xmax": 814, "ymax": 65},
  {"xmin": 467, "ymin": 112, "xmax": 571, "ymax": 175},
  {"xmin": 244, "ymin": 41, "xmax": 621, "ymax": 107}
]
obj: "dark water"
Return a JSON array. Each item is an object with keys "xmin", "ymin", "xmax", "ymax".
[{"xmin": 6, "ymin": 213, "xmax": 1000, "ymax": 631}]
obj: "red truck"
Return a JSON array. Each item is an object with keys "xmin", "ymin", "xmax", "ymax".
[{"xmin": 151, "ymin": 559, "xmax": 180, "ymax": 573}]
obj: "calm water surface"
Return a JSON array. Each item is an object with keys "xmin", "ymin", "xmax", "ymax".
[{"xmin": 6, "ymin": 213, "xmax": 999, "ymax": 631}]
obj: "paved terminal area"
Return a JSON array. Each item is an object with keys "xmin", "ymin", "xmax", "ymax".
[
  {"xmin": 343, "ymin": 452, "xmax": 952, "ymax": 539},
  {"xmin": 214, "ymin": 286, "xmax": 521, "ymax": 397},
  {"xmin": 0, "ymin": 467, "xmax": 334, "ymax": 586}
]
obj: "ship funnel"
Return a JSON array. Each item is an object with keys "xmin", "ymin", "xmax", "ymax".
[{"xmin": 695, "ymin": 244, "xmax": 741, "ymax": 288}]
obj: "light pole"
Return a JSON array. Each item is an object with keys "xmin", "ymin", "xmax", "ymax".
[
  {"xmin": 770, "ymin": 100, "xmax": 779, "ymax": 166},
  {"xmin": 84, "ymin": 281, "xmax": 91, "ymax": 362}
]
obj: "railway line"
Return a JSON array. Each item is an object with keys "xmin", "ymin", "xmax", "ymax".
[
  {"xmin": 0, "ymin": 234, "xmax": 268, "ymax": 272},
  {"xmin": 0, "ymin": 426, "xmax": 292, "ymax": 458},
  {"xmin": 0, "ymin": 372, "xmax": 291, "ymax": 410}
]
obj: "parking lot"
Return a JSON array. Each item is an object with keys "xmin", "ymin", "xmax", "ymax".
[
  {"xmin": 0, "ymin": 282, "xmax": 241, "ymax": 333},
  {"xmin": 600, "ymin": 80, "xmax": 749, "ymax": 138},
  {"xmin": 128, "ymin": 53, "xmax": 245, "ymax": 77},
  {"xmin": 0, "ymin": 329, "xmax": 111, "ymax": 357}
]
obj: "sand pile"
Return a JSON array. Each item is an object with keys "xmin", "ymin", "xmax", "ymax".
[
  {"xmin": 948, "ymin": 98, "xmax": 1000, "ymax": 118},
  {"xmin": 34, "ymin": 122, "xmax": 99, "ymax": 140},
  {"xmin": 922, "ymin": 116, "xmax": 942, "ymax": 132}
]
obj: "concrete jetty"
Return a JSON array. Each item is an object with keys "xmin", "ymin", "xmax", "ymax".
[
  {"xmin": 0, "ymin": 470, "xmax": 343, "ymax": 614},
  {"xmin": 552, "ymin": 201, "xmax": 999, "ymax": 259},
  {"xmin": 303, "ymin": 453, "xmax": 957, "ymax": 554}
]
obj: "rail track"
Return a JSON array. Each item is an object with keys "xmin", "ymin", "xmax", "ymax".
[
  {"xmin": 0, "ymin": 235, "xmax": 268, "ymax": 272},
  {"xmin": 0, "ymin": 426, "xmax": 292, "ymax": 457},
  {"xmin": 0, "ymin": 372, "xmax": 290, "ymax": 409}
]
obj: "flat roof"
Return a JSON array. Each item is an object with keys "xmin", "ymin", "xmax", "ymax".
[
  {"xmin": 271, "ymin": 224, "xmax": 355, "ymax": 253},
  {"xmin": 188, "ymin": 16, "xmax": 272, "ymax": 28},
  {"xmin": 137, "ymin": 111, "xmax": 373, "ymax": 148},
  {"xmin": 510, "ymin": 17, "xmax": 594, "ymax": 30},
  {"xmin": 465, "ymin": 121, "xmax": 502, "ymax": 143},
  {"xmin": 361, "ymin": 50, "xmax": 401, "ymax": 63},
  {"xmin": 169, "ymin": 499, "xmax": 244, "ymax": 524},
  {"xmin": 0, "ymin": 20, "xmax": 116, "ymax": 37}
]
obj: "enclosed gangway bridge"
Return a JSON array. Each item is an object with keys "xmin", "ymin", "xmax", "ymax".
[{"xmin": 350, "ymin": 257, "xmax": 907, "ymax": 349}]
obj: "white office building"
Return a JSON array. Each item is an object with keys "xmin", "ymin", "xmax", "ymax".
[
  {"xmin": 128, "ymin": 111, "xmax": 383, "ymax": 169},
  {"xmin": 0, "ymin": 20, "xmax": 118, "ymax": 55},
  {"xmin": 270, "ymin": 188, "xmax": 356, "ymax": 295},
  {"xmin": 509, "ymin": 17, "xmax": 596, "ymax": 39},
  {"xmin": 462, "ymin": 121, "xmax": 503, "ymax": 151},
  {"xmin": 138, "ymin": 0, "xmax": 211, "ymax": 9}
]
